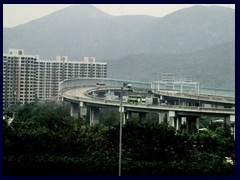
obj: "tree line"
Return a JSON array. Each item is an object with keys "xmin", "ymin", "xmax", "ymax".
[{"xmin": 3, "ymin": 102, "xmax": 235, "ymax": 175}]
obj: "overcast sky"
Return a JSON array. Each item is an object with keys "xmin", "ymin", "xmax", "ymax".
[{"xmin": 3, "ymin": 4, "xmax": 235, "ymax": 27}]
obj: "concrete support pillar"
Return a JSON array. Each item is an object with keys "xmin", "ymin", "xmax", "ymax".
[
  {"xmin": 70, "ymin": 103, "xmax": 73, "ymax": 117},
  {"xmin": 79, "ymin": 101, "xmax": 87, "ymax": 121},
  {"xmin": 124, "ymin": 111, "xmax": 132, "ymax": 125},
  {"xmin": 186, "ymin": 116, "xmax": 198, "ymax": 133},
  {"xmin": 139, "ymin": 112, "xmax": 147, "ymax": 122},
  {"xmin": 167, "ymin": 111, "xmax": 175, "ymax": 127},
  {"xmin": 230, "ymin": 115, "xmax": 235, "ymax": 139},
  {"xmin": 70, "ymin": 102, "xmax": 79, "ymax": 119},
  {"xmin": 223, "ymin": 115, "xmax": 232, "ymax": 135},
  {"xmin": 224, "ymin": 116, "xmax": 231, "ymax": 126},
  {"xmin": 196, "ymin": 117, "xmax": 199, "ymax": 131},
  {"xmin": 230, "ymin": 115, "xmax": 235, "ymax": 123},
  {"xmin": 176, "ymin": 117, "xmax": 182, "ymax": 130},
  {"xmin": 168, "ymin": 117, "xmax": 174, "ymax": 127},
  {"xmin": 173, "ymin": 117, "xmax": 178, "ymax": 130},
  {"xmin": 89, "ymin": 107, "xmax": 99, "ymax": 126},
  {"xmin": 158, "ymin": 112, "xmax": 165, "ymax": 124},
  {"xmin": 80, "ymin": 107, "xmax": 87, "ymax": 121},
  {"xmin": 70, "ymin": 102, "xmax": 87, "ymax": 121},
  {"xmin": 181, "ymin": 117, "xmax": 186, "ymax": 124},
  {"xmin": 186, "ymin": 118, "xmax": 190, "ymax": 132}
]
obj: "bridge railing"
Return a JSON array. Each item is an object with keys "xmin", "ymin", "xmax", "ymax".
[
  {"xmin": 60, "ymin": 78, "xmax": 235, "ymax": 97},
  {"xmin": 153, "ymin": 90, "xmax": 235, "ymax": 103},
  {"xmin": 60, "ymin": 78, "xmax": 151, "ymax": 92}
]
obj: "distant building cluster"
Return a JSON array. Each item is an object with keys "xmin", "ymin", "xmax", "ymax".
[{"xmin": 3, "ymin": 49, "xmax": 107, "ymax": 108}]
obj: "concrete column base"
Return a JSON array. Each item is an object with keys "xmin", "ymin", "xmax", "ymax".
[
  {"xmin": 90, "ymin": 107, "xmax": 99, "ymax": 126},
  {"xmin": 124, "ymin": 111, "xmax": 132, "ymax": 125},
  {"xmin": 70, "ymin": 102, "xmax": 79, "ymax": 119},
  {"xmin": 159, "ymin": 112, "xmax": 165, "ymax": 124},
  {"xmin": 167, "ymin": 111, "xmax": 175, "ymax": 127}
]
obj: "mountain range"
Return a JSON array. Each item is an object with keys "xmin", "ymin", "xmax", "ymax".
[{"xmin": 3, "ymin": 4, "xmax": 235, "ymax": 89}]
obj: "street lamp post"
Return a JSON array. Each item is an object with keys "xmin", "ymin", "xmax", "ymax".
[
  {"xmin": 119, "ymin": 86, "xmax": 123, "ymax": 176},
  {"xmin": 119, "ymin": 84, "xmax": 132, "ymax": 176}
]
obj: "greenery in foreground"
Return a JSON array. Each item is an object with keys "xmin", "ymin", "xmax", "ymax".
[{"xmin": 3, "ymin": 102, "xmax": 235, "ymax": 176}]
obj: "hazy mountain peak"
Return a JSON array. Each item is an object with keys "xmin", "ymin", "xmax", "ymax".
[
  {"xmin": 164, "ymin": 5, "xmax": 234, "ymax": 19},
  {"xmin": 49, "ymin": 4, "xmax": 112, "ymax": 19}
]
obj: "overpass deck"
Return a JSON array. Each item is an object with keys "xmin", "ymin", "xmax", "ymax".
[
  {"xmin": 153, "ymin": 90, "xmax": 235, "ymax": 105},
  {"xmin": 62, "ymin": 86, "xmax": 235, "ymax": 116}
]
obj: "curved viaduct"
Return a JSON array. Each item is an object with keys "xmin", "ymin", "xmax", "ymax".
[{"xmin": 60, "ymin": 78, "xmax": 235, "ymax": 130}]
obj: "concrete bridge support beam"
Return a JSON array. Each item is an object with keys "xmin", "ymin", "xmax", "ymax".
[
  {"xmin": 70, "ymin": 102, "xmax": 79, "ymax": 119},
  {"xmin": 89, "ymin": 107, "xmax": 100, "ymax": 126},
  {"xmin": 230, "ymin": 115, "xmax": 235, "ymax": 122},
  {"xmin": 186, "ymin": 116, "xmax": 199, "ymax": 133},
  {"xmin": 124, "ymin": 112, "xmax": 132, "ymax": 125},
  {"xmin": 167, "ymin": 111, "xmax": 175, "ymax": 127},
  {"xmin": 158, "ymin": 112, "xmax": 166, "ymax": 124},
  {"xmin": 174, "ymin": 117, "xmax": 178, "ymax": 129},
  {"xmin": 229, "ymin": 115, "xmax": 235, "ymax": 139},
  {"xmin": 224, "ymin": 115, "xmax": 235, "ymax": 135},
  {"xmin": 223, "ymin": 115, "xmax": 233, "ymax": 134},
  {"xmin": 80, "ymin": 107, "xmax": 87, "ymax": 121},
  {"xmin": 79, "ymin": 101, "xmax": 87, "ymax": 121},
  {"xmin": 176, "ymin": 117, "xmax": 182, "ymax": 130},
  {"xmin": 181, "ymin": 117, "xmax": 186, "ymax": 124},
  {"xmin": 224, "ymin": 115, "xmax": 232, "ymax": 130},
  {"xmin": 173, "ymin": 117, "xmax": 181, "ymax": 130},
  {"xmin": 196, "ymin": 117, "xmax": 199, "ymax": 131},
  {"xmin": 224, "ymin": 116, "xmax": 230, "ymax": 126}
]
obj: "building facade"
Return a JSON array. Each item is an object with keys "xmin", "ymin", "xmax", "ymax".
[
  {"xmin": 3, "ymin": 49, "xmax": 107, "ymax": 109},
  {"xmin": 3, "ymin": 49, "xmax": 38, "ymax": 108}
]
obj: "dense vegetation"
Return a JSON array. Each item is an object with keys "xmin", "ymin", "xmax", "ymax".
[{"xmin": 3, "ymin": 102, "xmax": 235, "ymax": 175}]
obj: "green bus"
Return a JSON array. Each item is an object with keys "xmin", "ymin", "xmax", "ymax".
[{"xmin": 127, "ymin": 95, "xmax": 146, "ymax": 104}]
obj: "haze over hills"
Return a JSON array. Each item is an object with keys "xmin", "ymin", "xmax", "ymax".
[
  {"xmin": 3, "ymin": 4, "xmax": 157, "ymax": 60},
  {"xmin": 106, "ymin": 41, "xmax": 235, "ymax": 89},
  {"xmin": 3, "ymin": 4, "xmax": 235, "ymax": 89}
]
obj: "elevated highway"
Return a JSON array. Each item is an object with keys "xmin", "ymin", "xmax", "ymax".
[
  {"xmin": 60, "ymin": 78, "xmax": 235, "ymax": 130},
  {"xmin": 152, "ymin": 90, "xmax": 234, "ymax": 107}
]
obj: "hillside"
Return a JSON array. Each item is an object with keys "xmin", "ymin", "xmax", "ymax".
[
  {"xmin": 3, "ymin": 4, "xmax": 235, "ymax": 89},
  {"xmin": 105, "ymin": 41, "xmax": 235, "ymax": 89},
  {"xmin": 125, "ymin": 5, "xmax": 235, "ymax": 55},
  {"xmin": 3, "ymin": 5, "xmax": 234, "ymax": 59},
  {"xmin": 3, "ymin": 4, "xmax": 156, "ymax": 59}
]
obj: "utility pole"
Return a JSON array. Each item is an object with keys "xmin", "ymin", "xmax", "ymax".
[{"xmin": 119, "ymin": 86, "xmax": 123, "ymax": 176}]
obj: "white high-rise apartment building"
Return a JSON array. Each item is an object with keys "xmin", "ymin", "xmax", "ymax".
[
  {"xmin": 3, "ymin": 49, "xmax": 38, "ymax": 108},
  {"xmin": 3, "ymin": 49, "xmax": 107, "ymax": 109}
]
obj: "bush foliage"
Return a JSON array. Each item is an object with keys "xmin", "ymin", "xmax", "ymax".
[{"xmin": 3, "ymin": 102, "xmax": 235, "ymax": 175}]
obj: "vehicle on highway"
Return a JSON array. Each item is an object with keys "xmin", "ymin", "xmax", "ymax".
[{"xmin": 127, "ymin": 95, "xmax": 146, "ymax": 104}]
